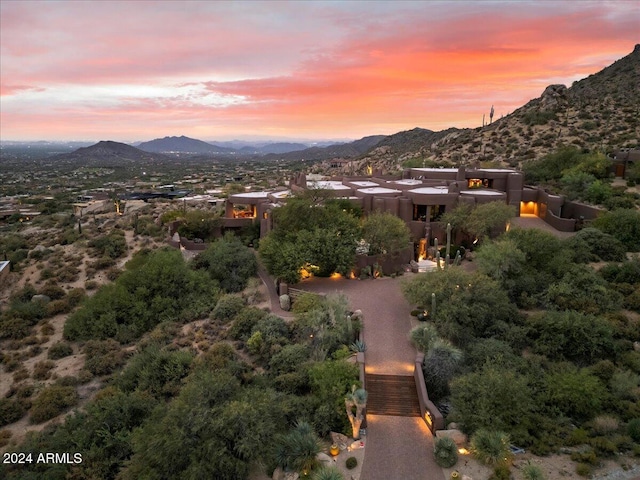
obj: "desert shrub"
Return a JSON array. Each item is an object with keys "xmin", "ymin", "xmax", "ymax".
[
  {"xmin": 66, "ymin": 288, "xmax": 86, "ymax": 308},
  {"xmin": 543, "ymin": 367, "xmax": 608, "ymax": 421},
  {"xmin": 292, "ymin": 292, "xmax": 325, "ymax": 314},
  {"xmin": 345, "ymin": 456, "xmax": 358, "ymax": 469},
  {"xmin": 30, "ymin": 385, "xmax": 78, "ymax": 423},
  {"xmin": 589, "ymin": 436, "xmax": 617, "ymax": 456},
  {"xmin": 84, "ymin": 280, "xmax": 98, "ymax": 290},
  {"xmin": 274, "ymin": 421, "xmax": 321, "ymax": 473},
  {"xmin": 192, "ymin": 236, "xmax": 257, "ymax": 293},
  {"xmin": 88, "ymin": 232, "xmax": 127, "ymax": 259},
  {"xmin": 591, "ymin": 415, "xmax": 619, "ymax": 435},
  {"xmin": 116, "ymin": 344, "xmax": 195, "ymax": 399},
  {"xmin": 433, "ymin": 436, "xmax": 458, "ymax": 468},
  {"xmin": 628, "ymin": 418, "xmax": 640, "ymax": 442},
  {"xmin": 269, "ymin": 344, "xmax": 310, "ymax": 375},
  {"xmin": 228, "ymin": 307, "xmax": 268, "ymax": 341},
  {"xmin": 38, "ymin": 283, "xmax": 66, "ymax": 300},
  {"xmin": 55, "ymin": 376, "xmax": 79, "ymax": 387},
  {"xmin": 211, "ymin": 294, "xmax": 246, "ymax": 322},
  {"xmin": 576, "ymin": 463, "xmax": 593, "ymax": 477},
  {"xmin": 470, "ymin": 429, "xmax": 513, "ymax": 467},
  {"xmin": 0, "ymin": 317, "xmax": 31, "ymax": 340},
  {"xmin": 522, "ymin": 461, "xmax": 545, "ymax": 480},
  {"xmin": 45, "ymin": 298, "xmax": 70, "ymax": 316},
  {"xmin": 40, "ymin": 322, "xmax": 55, "ymax": 336},
  {"xmin": 0, "ymin": 398, "xmax": 26, "ymax": 426},
  {"xmin": 32, "ymin": 360, "xmax": 55, "ymax": 380},
  {"xmin": 311, "ymin": 466, "xmax": 344, "ymax": 480},
  {"xmin": 592, "ymin": 209, "xmax": 640, "ymax": 251},
  {"xmin": 410, "ymin": 323, "xmax": 439, "ymax": 353},
  {"xmin": 567, "ymin": 228, "xmax": 626, "ymax": 262},
  {"xmin": 83, "ymin": 339, "xmax": 127, "ymax": 376},
  {"xmin": 422, "ymin": 340, "xmax": 463, "ymax": 401},
  {"xmin": 0, "ymin": 429, "xmax": 12, "ymax": 448},
  {"xmin": 48, "ymin": 342, "xmax": 73, "ymax": 359}
]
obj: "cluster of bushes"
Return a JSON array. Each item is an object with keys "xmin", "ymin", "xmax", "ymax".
[
  {"xmin": 2, "ymin": 282, "xmax": 361, "ymax": 479},
  {"xmin": 405, "ymin": 227, "xmax": 640, "ymax": 458},
  {"xmin": 64, "ymin": 249, "xmax": 220, "ymax": 343}
]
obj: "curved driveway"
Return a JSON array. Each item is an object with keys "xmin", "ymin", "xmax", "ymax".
[{"xmin": 295, "ymin": 275, "xmax": 444, "ymax": 480}]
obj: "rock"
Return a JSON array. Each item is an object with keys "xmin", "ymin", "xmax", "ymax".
[
  {"xmin": 273, "ymin": 468, "xmax": 299, "ymax": 480},
  {"xmin": 462, "ymin": 476, "xmax": 473, "ymax": 480},
  {"xmin": 435, "ymin": 429, "xmax": 467, "ymax": 446},
  {"xmin": 351, "ymin": 310, "xmax": 363, "ymax": 321},
  {"xmin": 172, "ymin": 232, "xmax": 180, "ymax": 242},
  {"xmin": 316, "ymin": 452, "xmax": 333, "ymax": 466},
  {"xmin": 540, "ymin": 84, "xmax": 568, "ymax": 109},
  {"xmin": 633, "ymin": 341, "xmax": 640, "ymax": 352},
  {"xmin": 447, "ymin": 422, "xmax": 459, "ymax": 430},
  {"xmin": 279, "ymin": 294, "xmax": 291, "ymax": 311},
  {"xmin": 331, "ymin": 431, "xmax": 350, "ymax": 450},
  {"xmin": 31, "ymin": 294, "xmax": 51, "ymax": 304}
]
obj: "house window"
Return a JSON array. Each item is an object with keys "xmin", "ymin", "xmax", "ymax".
[
  {"xmin": 413, "ymin": 205, "xmax": 427, "ymax": 221},
  {"xmin": 430, "ymin": 205, "xmax": 445, "ymax": 222},
  {"xmin": 468, "ymin": 178, "xmax": 492, "ymax": 188}
]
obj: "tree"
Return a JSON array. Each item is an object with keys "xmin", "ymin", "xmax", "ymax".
[
  {"xmin": 476, "ymin": 238, "xmax": 526, "ymax": 284},
  {"xmin": 450, "ymin": 362, "xmax": 535, "ymax": 439},
  {"xmin": 345, "ymin": 386, "xmax": 367, "ymax": 439},
  {"xmin": 361, "ymin": 212, "xmax": 410, "ymax": 256},
  {"xmin": 593, "ymin": 209, "xmax": 640, "ymax": 251},
  {"xmin": 403, "ymin": 268, "xmax": 522, "ymax": 347},
  {"xmin": 543, "ymin": 367, "xmax": 608, "ymax": 421},
  {"xmin": 527, "ymin": 311, "xmax": 614, "ymax": 366},
  {"xmin": 192, "ymin": 236, "xmax": 257, "ymax": 293},
  {"xmin": 441, "ymin": 201, "xmax": 515, "ymax": 242}
]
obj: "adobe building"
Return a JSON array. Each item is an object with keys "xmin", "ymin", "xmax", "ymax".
[
  {"xmin": 222, "ymin": 166, "xmax": 603, "ymax": 258},
  {"xmin": 610, "ymin": 148, "xmax": 640, "ymax": 178}
]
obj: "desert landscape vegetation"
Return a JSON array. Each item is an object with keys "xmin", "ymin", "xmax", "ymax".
[{"xmin": 1, "ymin": 1, "xmax": 640, "ymax": 478}]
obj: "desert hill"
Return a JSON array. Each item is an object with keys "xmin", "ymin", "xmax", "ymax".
[
  {"xmin": 52, "ymin": 140, "xmax": 170, "ymax": 168},
  {"xmin": 320, "ymin": 44, "xmax": 640, "ymax": 175},
  {"xmin": 137, "ymin": 135, "xmax": 233, "ymax": 154}
]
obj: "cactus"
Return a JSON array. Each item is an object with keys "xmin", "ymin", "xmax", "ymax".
[
  {"xmin": 436, "ymin": 251, "xmax": 441, "ymax": 270},
  {"xmin": 77, "ymin": 219, "xmax": 82, "ymax": 235},
  {"xmin": 445, "ymin": 254, "xmax": 450, "ymax": 269},
  {"xmin": 454, "ymin": 250, "xmax": 462, "ymax": 266},
  {"xmin": 446, "ymin": 223, "xmax": 452, "ymax": 261},
  {"xmin": 431, "ymin": 293, "xmax": 437, "ymax": 319},
  {"xmin": 350, "ymin": 340, "xmax": 367, "ymax": 353}
]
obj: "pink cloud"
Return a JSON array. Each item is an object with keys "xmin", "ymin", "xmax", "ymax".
[{"xmin": 1, "ymin": 1, "xmax": 638, "ymax": 141}]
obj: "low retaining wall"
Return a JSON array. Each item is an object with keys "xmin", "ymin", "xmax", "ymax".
[{"xmin": 414, "ymin": 353, "xmax": 445, "ymax": 432}]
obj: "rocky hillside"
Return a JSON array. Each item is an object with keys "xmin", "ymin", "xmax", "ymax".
[
  {"xmin": 51, "ymin": 141, "xmax": 171, "ymax": 168},
  {"xmin": 322, "ymin": 45, "xmax": 639, "ymax": 175}
]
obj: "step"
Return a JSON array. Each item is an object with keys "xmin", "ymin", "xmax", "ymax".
[{"xmin": 365, "ymin": 374, "xmax": 421, "ymax": 417}]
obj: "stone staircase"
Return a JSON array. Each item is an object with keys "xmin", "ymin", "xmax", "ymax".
[{"xmin": 365, "ymin": 374, "xmax": 421, "ymax": 417}]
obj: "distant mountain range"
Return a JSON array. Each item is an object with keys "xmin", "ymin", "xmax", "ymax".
[
  {"xmin": 52, "ymin": 140, "xmax": 169, "ymax": 167},
  {"xmin": 136, "ymin": 135, "xmax": 314, "ymax": 155}
]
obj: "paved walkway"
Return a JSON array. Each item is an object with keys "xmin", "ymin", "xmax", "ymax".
[
  {"xmin": 511, "ymin": 214, "xmax": 576, "ymax": 239},
  {"xmin": 294, "ymin": 275, "xmax": 445, "ymax": 480}
]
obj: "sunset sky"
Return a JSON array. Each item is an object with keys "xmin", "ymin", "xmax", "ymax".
[{"xmin": 1, "ymin": 0, "xmax": 638, "ymax": 143}]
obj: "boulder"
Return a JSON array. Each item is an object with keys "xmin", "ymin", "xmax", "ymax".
[
  {"xmin": 316, "ymin": 452, "xmax": 333, "ymax": 466},
  {"xmin": 435, "ymin": 429, "xmax": 467, "ymax": 446},
  {"xmin": 31, "ymin": 294, "xmax": 51, "ymax": 304},
  {"xmin": 279, "ymin": 294, "xmax": 291, "ymax": 311},
  {"xmin": 330, "ymin": 431, "xmax": 350, "ymax": 450}
]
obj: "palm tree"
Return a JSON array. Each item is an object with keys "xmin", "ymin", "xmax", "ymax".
[{"xmin": 345, "ymin": 385, "xmax": 367, "ymax": 439}]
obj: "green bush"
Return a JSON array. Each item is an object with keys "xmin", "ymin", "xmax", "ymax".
[
  {"xmin": 576, "ymin": 463, "xmax": 592, "ymax": 477},
  {"xmin": 490, "ymin": 463, "xmax": 511, "ymax": 480},
  {"xmin": 228, "ymin": 307, "xmax": 268, "ymax": 341},
  {"xmin": 0, "ymin": 398, "xmax": 26, "ymax": 426},
  {"xmin": 433, "ymin": 436, "xmax": 458, "ymax": 468},
  {"xmin": 48, "ymin": 341, "xmax": 73, "ymax": 359},
  {"xmin": 30, "ymin": 385, "xmax": 78, "ymax": 424},
  {"xmin": 88, "ymin": 232, "xmax": 127, "ymax": 259},
  {"xmin": 32, "ymin": 360, "xmax": 55, "ymax": 380},
  {"xmin": 311, "ymin": 466, "xmax": 344, "ymax": 480},
  {"xmin": 211, "ymin": 294, "xmax": 246, "ymax": 322},
  {"xmin": 628, "ymin": 418, "xmax": 640, "ymax": 442},
  {"xmin": 345, "ymin": 456, "xmax": 358, "ymax": 469},
  {"xmin": 521, "ymin": 461, "xmax": 545, "ymax": 480},
  {"xmin": 83, "ymin": 339, "xmax": 127, "ymax": 376},
  {"xmin": 470, "ymin": 429, "xmax": 513, "ymax": 467}
]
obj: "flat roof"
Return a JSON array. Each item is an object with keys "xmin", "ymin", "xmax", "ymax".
[
  {"xmin": 412, "ymin": 168, "xmax": 458, "ymax": 172},
  {"xmin": 409, "ymin": 186, "xmax": 449, "ymax": 194},
  {"xmin": 0, "ymin": 261, "xmax": 9, "ymax": 271},
  {"xmin": 357, "ymin": 187, "xmax": 401, "ymax": 195},
  {"xmin": 308, "ymin": 181, "xmax": 351, "ymax": 190},
  {"xmin": 392, "ymin": 179, "xmax": 423, "ymax": 185},
  {"xmin": 270, "ymin": 190, "xmax": 291, "ymax": 199},
  {"xmin": 232, "ymin": 192, "xmax": 270, "ymax": 199},
  {"xmin": 351, "ymin": 181, "xmax": 379, "ymax": 187},
  {"xmin": 476, "ymin": 168, "xmax": 516, "ymax": 173},
  {"xmin": 460, "ymin": 190, "xmax": 504, "ymax": 196}
]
